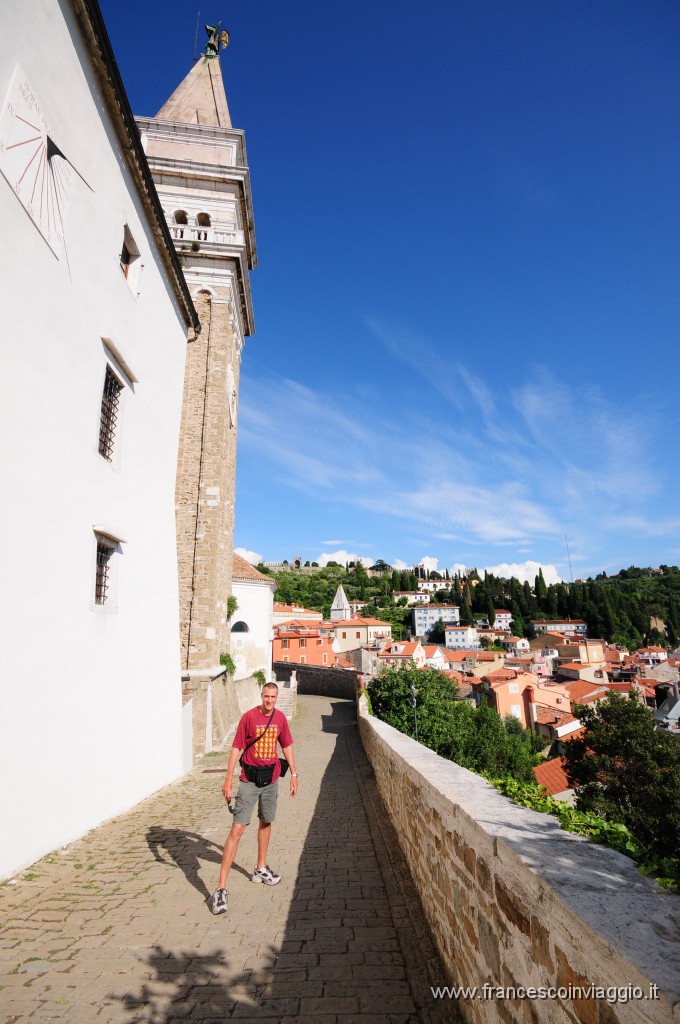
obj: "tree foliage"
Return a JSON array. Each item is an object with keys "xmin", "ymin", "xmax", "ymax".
[
  {"xmin": 263, "ymin": 562, "xmax": 680, "ymax": 649},
  {"xmin": 564, "ymin": 692, "xmax": 680, "ymax": 859},
  {"xmin": 367, "ymin": 667, "xmax": 540, "ymax": 781}
]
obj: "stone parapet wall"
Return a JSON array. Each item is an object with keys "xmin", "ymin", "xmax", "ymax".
[
  {"xmin": 273, "ymin": 662, "xmax": 359, "ymax": 701},
  {"xmin": 182, "ymin": 671, "xmax": 260, "ymax": 760},
  {"xmin": 358, "ymin": 701, "xmax": 680, "ymax": 1024}
]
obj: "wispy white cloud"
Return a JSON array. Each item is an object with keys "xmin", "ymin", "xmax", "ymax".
[
  {"xmin": 315, "ymin": 549, "xmax": 372, "ymax": 568},
  {"xmin": 481, "ymin": 561, "xmax": 562, "ymax": 586},
  {"xmin": 235, "ymin": 547, "xmax": 262, "ymax": 565},
  {"xmin": 238, "ymin": 352, "xmax": 667, "ymax": 571},
  {"xmin": 606, "ymin": 515, "xmax": 680, "ymax": 538},
  {"xmin": 512, "ymin": 368, "xmax": 656, "ymax": 501}
]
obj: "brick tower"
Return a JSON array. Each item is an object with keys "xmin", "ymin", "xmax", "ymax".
[{"xmin": 137, "ymin": 25, "xmax": 257, "ymax": 756}]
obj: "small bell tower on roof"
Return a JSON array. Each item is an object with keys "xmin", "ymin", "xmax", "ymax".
[{"xmin": 331, "ymin": 585, "xmax": 352, "ymax": 622}]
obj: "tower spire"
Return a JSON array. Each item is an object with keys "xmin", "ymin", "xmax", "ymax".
[{"xmin": 155, "ymin": 23, "xmax": 231, "ymax": 127}]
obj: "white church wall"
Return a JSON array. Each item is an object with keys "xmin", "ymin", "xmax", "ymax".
[
  {"xmin": 0, "ymin": 0, "xmax": 190, "ymax": 878},
  {"xmin": 231, "ymin": 579, "xmax": 275, "ymax": 682}
]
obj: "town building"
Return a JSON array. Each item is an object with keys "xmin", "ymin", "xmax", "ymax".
[
  {"xmin": 394, "ymin": 591, "xmax": 430, "ymax": 605},
  {"xmin": 273, "ymin": 603, "xmax": 323, "ymax": 625},
  {"xmin": 230, "ymin": 554, "xmax": 277, "ymax": 683},
  {"xmin": 493, "ymin": 609, "xmax": 513, "ymax": 631},
  {"xmin": 445, "ymin": 625, "xmax": 481, "ymax": 650},
  {"xmin": 137, "ymin": 25, "xmax": 257, "ymax": 757},
  {"xmin": 500, "ymin": 635, "xmax": 530, "ymax": 656},
  {"xmin": 378, "ymin": 641, "xmax": 427, "ymax": 670},
  {"xmin": 531, "ymin": 619, "xmax": 588, "ymax": 638},
  {"xmin": 0, "ymin": 0, "xmax": 200, "ymax": 878},
  {"xmin": 412, "ymin": 604, "xmax": 460, "ymax": 636},
  {"xmin": 273, "ymin": 626, "xmax": 339, "ymax": 668},
  {"xmin": 333, "ymin": 618, "xmax": 393, "ymax": 653},
  {"xmin": 417, "ymin": 579, "xmax": 444, "ymax": 594}
]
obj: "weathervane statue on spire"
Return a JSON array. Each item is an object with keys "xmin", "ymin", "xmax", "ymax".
[{"xmin": 205, "ymin": 22, "xmax": 229, "ymax": 57}]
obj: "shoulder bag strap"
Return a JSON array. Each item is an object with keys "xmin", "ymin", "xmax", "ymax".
[{"xmin": 240, "ymin": 709, "xmax": 275, "ymax": 757}]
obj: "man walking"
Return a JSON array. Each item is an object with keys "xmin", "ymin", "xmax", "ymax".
[{"xmin": 211, "ymin": 682, "xmax": 298, "ymax": 915}]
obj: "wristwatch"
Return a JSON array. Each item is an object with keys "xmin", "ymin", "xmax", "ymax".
[{"xmin": 291, "ymin": 773, "xmax": 299, "ymax": 778}]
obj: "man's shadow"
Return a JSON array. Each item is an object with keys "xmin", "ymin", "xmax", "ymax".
[{"xmin": 146, "ymin": 827, "xmax": 250, "ymax": 900}]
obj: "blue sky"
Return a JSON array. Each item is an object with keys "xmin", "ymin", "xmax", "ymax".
[{"xmin": 100, "ymin": 0, "xmax": 680, "ymax": 583}]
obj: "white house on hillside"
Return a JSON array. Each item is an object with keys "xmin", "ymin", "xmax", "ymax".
[
  {"xmin": 445, "ymin": 626, "xmax": 481, "ymax": 650},
  {"xmin": 412, "ymin": 604, "xmax": 460, "ymax": 636}
]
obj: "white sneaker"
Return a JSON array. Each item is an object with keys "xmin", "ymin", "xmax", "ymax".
[
  {"xmin": 211, "ymin": 888, "xmax": 228, "ymax": 914},
  {"xmin": 252, "ymin": 865, "xmax": 281, "ymax": 885}
]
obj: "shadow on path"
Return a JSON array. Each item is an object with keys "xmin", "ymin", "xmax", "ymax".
[
  {"xmin": 115, "ymin": 698, "xmax": 457, "ymax": 1023},
  {"xmin": 146, "ymin": 827, "xmax": 223, "ymax": 901}
]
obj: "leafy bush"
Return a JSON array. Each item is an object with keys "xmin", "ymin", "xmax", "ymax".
[
  {"xmin": 367, "ymin": 667, "xmax": 539, "ymax": 781},
  {"xmin": 219, "ymin": 652, "xmax": 235, "ymax": 675},
  {"xmin": 490, "ymin": 776, "xmax": 680, "ymax": 893}
]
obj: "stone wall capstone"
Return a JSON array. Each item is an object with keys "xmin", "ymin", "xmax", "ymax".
[{"xmin": 358, "ymin": 699, "xmax": 680, "ymax": 1024}]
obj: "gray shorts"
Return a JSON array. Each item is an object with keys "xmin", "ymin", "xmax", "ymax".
[{"xmin": 233, "ymin": 779, "xmax": 279, "ymax": 825}]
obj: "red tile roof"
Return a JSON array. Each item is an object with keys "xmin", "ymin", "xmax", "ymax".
[
  {"xmin": 233, "ymin": 553, "xmax": 273, "ymax": 582},
  {"xmin": 535, "ymin": 706, "xmax": 577, "ymax": 726},
  {"xmin": 533, "ymin": 757, "xmax": 572, "ymax": 796},
  {"xmin": 485, "ymin": 668, "xmax": 519, "ymax": 680},
  {"xmin": 445, "ymin": 650, "xmax": 468, "ymax": 662},
  {"xmin": 564, "ymin": 680, "xmax": 605, "ymax": 702},
  {"xmin": 336, "ymin": 617, "xmax": 392, "ymax": 628}
]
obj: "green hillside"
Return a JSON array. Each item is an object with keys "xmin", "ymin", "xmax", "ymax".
[{"xmin": 256, "ymin": 561, "xmax": 680, "ymax": 650}]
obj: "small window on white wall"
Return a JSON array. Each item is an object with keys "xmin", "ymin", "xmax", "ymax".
[
  {"xmin": 95, "ymin": 538, "xmax": 114, "ymax": 604},
  {"xmin": 93, "ymin": 530, "xmax": 123, "ymax": 608},
  {"xmin": 99, "ymin": 366, "xmax": 123, "ymax": 462},
  {"xmin": 119, "ymin": 225, "xmax": 143, "ymax": 295}
]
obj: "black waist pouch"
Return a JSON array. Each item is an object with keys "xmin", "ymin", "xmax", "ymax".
[{"xmin": 241, "ymin": 759, "xmax": 275, "ymax": 788}]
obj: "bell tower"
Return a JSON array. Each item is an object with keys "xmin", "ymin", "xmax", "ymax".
[{"xmin": 137, "ymin": 24, "xmax": 257, "ymax": 756}]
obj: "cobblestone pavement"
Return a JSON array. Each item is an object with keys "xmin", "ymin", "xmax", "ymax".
[{"xmin": 1, "ymin": 695, "xmax": 454, "ymax": 1024}]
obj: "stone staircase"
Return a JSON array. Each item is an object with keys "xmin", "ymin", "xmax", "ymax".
[{"xmin": 274, "ymin": 670, "xmax": 297, "ymax": 720}]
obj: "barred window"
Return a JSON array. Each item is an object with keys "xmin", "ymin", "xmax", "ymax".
[
  {"xmin": 99, "ymin": 367, "xmax": 123, "ymax": 461},
  {"xmin": 95, "ymin": 540, "xmax": 114, "ymax": 605}
]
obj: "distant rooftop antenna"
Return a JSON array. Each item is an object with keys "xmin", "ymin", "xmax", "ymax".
[
  {"xmin": 193, "ymin": 11, "xmax": 201, "ymax": 61},
  {"xmin": 565, "ymin": 534, "xmax": 574, "ymax": 583}
]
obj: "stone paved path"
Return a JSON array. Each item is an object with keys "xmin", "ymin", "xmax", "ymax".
[{"xmin": 0, "ymin": 695, "xmax": 454, "ymax": 1023}]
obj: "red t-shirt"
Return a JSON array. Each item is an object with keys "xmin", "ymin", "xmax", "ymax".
[{"xmin": 233, "ymin": 706, "xmax": 293, "ymax": 783}]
